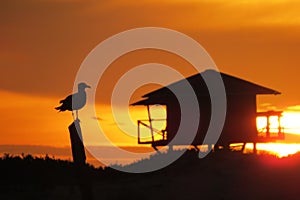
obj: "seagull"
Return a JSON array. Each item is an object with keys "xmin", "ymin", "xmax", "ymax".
[{"xmin": 55, "ymin": 82, "xmax": 91, "ymax": 119}]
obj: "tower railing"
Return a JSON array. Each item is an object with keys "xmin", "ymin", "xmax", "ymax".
[
  {"xmin": 137, "ymin": 119, "xmax": 167, "ymax": 144},
  {"xmin": 257, "ymin": 110, "xmax": 285, "ymax": 140}
]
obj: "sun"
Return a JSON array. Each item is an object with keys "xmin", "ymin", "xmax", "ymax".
[
  {"xmin": 256, "ymin": 111, "xmax": 300, "ymax": 135},
  {"xmin": 280, "ymin": 112, "xmax": 300, "ymax": 134}
]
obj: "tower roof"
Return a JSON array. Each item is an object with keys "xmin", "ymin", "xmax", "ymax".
[{"xmin": 132, "ymin": 70, "xmax": 280, "ymax": 105}]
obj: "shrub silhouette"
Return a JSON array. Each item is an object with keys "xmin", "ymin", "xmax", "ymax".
[{"xmin": 2, "ymin": 151, "xmax": 300, "ymax": 200}]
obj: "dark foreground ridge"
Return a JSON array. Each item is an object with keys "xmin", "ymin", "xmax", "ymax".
[{"xmin": 1, "ymin": 150, "xmax": 300, "ymax": 200}]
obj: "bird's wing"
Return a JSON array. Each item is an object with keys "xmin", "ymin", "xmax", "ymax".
[
  {"xmin": 72, "ymin": 91, "xmax": 87, "ymax": 110},
  {"xmin": 60, "ymin": 94, "xmax": 72, "ymax": 104}
]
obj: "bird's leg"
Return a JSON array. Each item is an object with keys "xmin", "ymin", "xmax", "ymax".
[
  {"xmin": 72, "ymin": 111, "xmax": 75, "ymax": 121},
  {"xmin": 76, "ymin": 110, "xmax": 79, "ymax": 120}
]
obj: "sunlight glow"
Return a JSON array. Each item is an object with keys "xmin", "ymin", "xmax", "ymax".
[
  {"xmin": 255, "ymin": 111, "xmax": 300, "ymax": 157},
  {"xmin": 257, "ymin": 111, "xmax": 300, "ymax": 134},
  {"xmin": 281, "ymin": 112, "xmax": 300, "ymax": 134},
  {"xmin": 245, "ymin": 143, "xmax": 300, "ymax": 158}
]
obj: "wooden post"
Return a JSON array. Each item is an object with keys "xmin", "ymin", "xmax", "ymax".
[
  {"xmin": 266, "ymin": 116, "xmax": 270, "ymax": 138},
  {"xmin": 241, "ymin": 142, "xmax": 246, "ymax": 152},
  {"xmin": 253, "ymin": 142, "xmax": 257, "ymax": 154},
  {"xmin": 277, "ymin": 116, "xmax": 281, "ymax": 134},
  {"xmin": 68, "ymin": 119, "xmax": 86, "ymax": 166},
  {"xmin": 213, "ymin": 144, "xmax": 219, "ymax": 152},
  {"xmin": 68, "ymin": 119, "xmax": 93, "ymax": 200}
]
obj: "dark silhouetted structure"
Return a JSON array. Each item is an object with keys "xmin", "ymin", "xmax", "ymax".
[
  {"xmin": 132, "ymin": 70, "xmax": 284, "ymax": 151},
  {"xmin": 69, "ymin": 120, "xmax": 92, "ymax": 200},
  {"xmin": 55, "ymin": 83, "xmax": 92, "ymax": 199},
  {"xmin": 68, "ymin": 119, "xmax": 86, "ymax": 166},
  {"xmin": 55, "ymin": 82, "xmax": 91, "ymax": 119}
]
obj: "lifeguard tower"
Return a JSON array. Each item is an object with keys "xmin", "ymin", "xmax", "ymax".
[{"xmin": 132, "ymin": 70, "xmax": 284, "ymax": 151}]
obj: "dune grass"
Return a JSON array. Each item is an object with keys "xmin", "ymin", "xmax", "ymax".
[{"xmin": 1, "ymin": 150, "xmax": 300, "ymax": 199}]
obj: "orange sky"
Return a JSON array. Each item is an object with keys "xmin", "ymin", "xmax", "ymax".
[{"xmin": 1, "ymin": 0, "xmax": 300, "ymax": 148}]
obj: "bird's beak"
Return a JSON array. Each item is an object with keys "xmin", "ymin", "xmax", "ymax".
[{"xmin": 86, "ymin": 85, "xmax": 91, "ymax": 89}]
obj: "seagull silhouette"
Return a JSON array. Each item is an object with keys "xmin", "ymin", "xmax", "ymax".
[{"xmin": 55, "ymin": 82, "xmax": 91, "ymax": 119}]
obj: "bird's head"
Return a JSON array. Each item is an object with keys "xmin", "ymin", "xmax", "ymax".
[{"xmin": 78, "ymin": 82, "xmax": 91, "ymax": 91}]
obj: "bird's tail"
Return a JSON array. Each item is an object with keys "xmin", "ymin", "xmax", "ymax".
[{"xmin": 55, "ymin": 106, "xmax": 62, "ymax": 112}]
